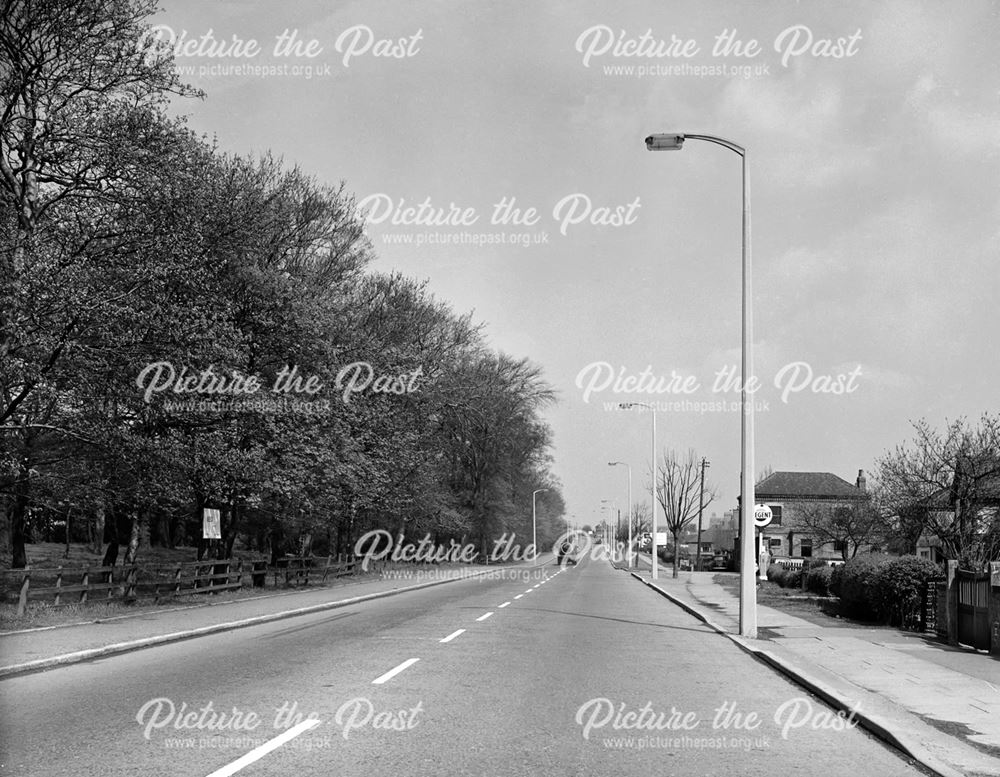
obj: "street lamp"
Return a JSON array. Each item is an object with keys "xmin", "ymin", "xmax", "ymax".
[
  {"xmin": 618, "ymin": 401, "xmax": 658, "ymax": 579},
  {"xmin": 644, "ymin": 131, "xmax": 757, "ymax": 637},
  {"xmin": 608, "ymin": 461, "xmax": 632, "ymax": 569},
  {"xmin": 532, "ymin": 489, "xmax": 547, "ymax": 560}
]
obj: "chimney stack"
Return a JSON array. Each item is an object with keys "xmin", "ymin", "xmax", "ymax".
[{"xmin": 856, "ymin": 469, "xmax": 867, "ymax": 492}]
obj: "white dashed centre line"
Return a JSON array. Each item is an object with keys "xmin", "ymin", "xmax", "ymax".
[
  {"xmin": 204, "ymin": 718, "xmax": 321, "ymax": 777},
  {"xmin": 524, "ymin": 589, "xmax": 533, "ymax": 593},
  {"xmin": 499, "ymin": 602, "xmax": 511, "ymax": 608},
  {"xmin": 476, "ymin": 612, "xmax": 494, "ymax": 622},
  {"xmin": 514, "ymin": 594, "xmax": 523, "ymax": 599},
  {"xmin": 372, "ymin": 657, "xmax": 420, "ymax": 684},
  {"xmin": 440, "ymin": 629, "xmax": 466, "ymax": 643}
]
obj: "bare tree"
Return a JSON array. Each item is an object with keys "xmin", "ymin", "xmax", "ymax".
[
  {"xmin": 655, "ymin": 448, "xmax": 716, "ymax": 578},
  {"xmin": 796, "ymin": 500, "xmax": 882, "ymax": 560},
  {"xmin": 874, "ymin": 415, "xmax": 1000, "ymax": 570}
]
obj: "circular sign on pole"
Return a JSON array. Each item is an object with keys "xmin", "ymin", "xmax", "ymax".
[{"xmin": 753, "ymin": 504, "xmax": 773, "ymax": 528}]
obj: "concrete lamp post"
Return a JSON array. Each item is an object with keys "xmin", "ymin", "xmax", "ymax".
[
  {"xmin": 618, "ymin": 401, "xmax": 658, "ymax": 580},
  {"xmin": 608, "ymin": 461, "xmax": 632, "ymax": 568},
  {"xmin": 644, "ymin": 132, "xmax": 757, "ymax": 638}
]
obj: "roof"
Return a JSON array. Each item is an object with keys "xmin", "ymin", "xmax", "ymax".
[{"xmin": 755, "ymin": 471, "xmax": 864, "ymax": 500}]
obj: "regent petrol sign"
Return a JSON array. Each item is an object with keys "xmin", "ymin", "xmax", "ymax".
[{"xmin": 753, "ymin": 504, "xmax": 773, "ymax": 528}]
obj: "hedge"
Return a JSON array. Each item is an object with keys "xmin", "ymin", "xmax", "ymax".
[
  {"xmin": 829, "ymin": 564, "xmax": 844, "ymax": 597},
  {"xmin": 805, "ymin": 565, "xmax": 834, "ymax": 595},
  {"xmin": 838, "ymin": 554, "xmax": 889, "ymax": 619},
  {"xmin": 870, "ymin": 556, "xmax": 942, "ymax": 628}
]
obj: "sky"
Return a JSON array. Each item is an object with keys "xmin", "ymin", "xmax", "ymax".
[{"xmin": 151, "ymin": 0, "xmax": 1000, "ymax": 528}]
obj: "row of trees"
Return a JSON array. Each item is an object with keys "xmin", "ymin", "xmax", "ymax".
[{"xmin": 0, "ymin": 0, "xmax": 565, "ymax": 568}]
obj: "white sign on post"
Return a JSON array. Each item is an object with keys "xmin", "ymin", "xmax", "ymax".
[
  {"xmin": 654, "ymin": 532, "xmax": 668, "ymax": 546},
  {"xmin": 753, "ymin": 504, "xmax": 773, "ymax": 528},
  {"xmin": 203, "ymin": 508, "xmax": 222, "ymax": 539}
]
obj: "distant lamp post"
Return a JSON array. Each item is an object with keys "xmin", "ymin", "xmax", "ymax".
[
  {"xmin": 532, "ymin": 489, "xmax": 547, "ymax": 560},
  {"xmin": 618, "ymin": 401, "xmax": 658, "ymax": 579},
  {"xmin": 644, "ymin": 131, "xmax": 757, "ymax": 637},
  {"xmin": 609, "ymin": 461, "xmax": 632, "ymax": 568}
]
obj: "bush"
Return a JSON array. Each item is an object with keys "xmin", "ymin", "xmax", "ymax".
[
  {"xmin": 838, "ymin": 554, "xmax": 891, "ymax": 619},
  {"xmin": 782, "ymin": 568, "xmax": 803, "ymax": 588},
  {"xmin": 870, "ymin": 556, "xmax": 942, "ymax": 628},
  {"xmin": 766, "ymin": 564, "xmax": 786, "ymax": 585},
  {"xmin": 806, "ymin": 558, "xmax": 828, "ymax": 571},
  {"xmin": 805, "ymin": 565, "xmax": 834, "ymax": 595},
  {"xmin": 829, "ymin": 564, "xmax": 844, "ymax": 597}
]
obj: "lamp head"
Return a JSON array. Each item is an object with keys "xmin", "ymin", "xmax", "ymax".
[{"xmin": 645, "ymin": 133, "xmax": 685, "ymax": 150}]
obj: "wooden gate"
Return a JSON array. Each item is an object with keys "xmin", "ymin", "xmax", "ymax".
[{"xmin": 956, "ymin": 569, "xmax": 991, "ymax": 651}]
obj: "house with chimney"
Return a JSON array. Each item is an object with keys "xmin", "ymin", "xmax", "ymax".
[{"xmin": 754, "ymin": 469, "xmax": 870, "ymax": 562}]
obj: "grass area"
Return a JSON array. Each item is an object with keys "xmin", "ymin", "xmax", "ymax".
[
  {"xmin": 711, "ymin": 572, "xmax": 857, "ymax": 629},
  {"xmin": 711, "ymin": 572, "xmax": 902, "ymax": 631},
  {"xmin": 11, "ymin": 542, "xmax": 213, "ymax": 569}
]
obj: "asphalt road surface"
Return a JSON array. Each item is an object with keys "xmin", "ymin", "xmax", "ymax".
[{"xmin": 0, "ymin": 554, "xmax": 932, "ymax": 776}]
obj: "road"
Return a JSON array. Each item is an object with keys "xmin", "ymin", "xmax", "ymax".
[{"xmin": 0, "ymin": 554, "xmax": 931, "ymax": 776}]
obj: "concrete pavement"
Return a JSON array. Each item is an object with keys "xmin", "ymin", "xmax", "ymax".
[{"xmin": 625, "ymin": 554, "xmax": 1000, "ymax": 777}]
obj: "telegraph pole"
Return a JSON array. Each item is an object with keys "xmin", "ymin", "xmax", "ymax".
[{"xmin": 695, "ymin": 457, "xmax": 709, "ymax": 570}]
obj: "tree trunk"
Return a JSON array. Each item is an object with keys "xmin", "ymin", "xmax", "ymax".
[
  {"xmin": 91, "ymin": 503, "xmax": 105, "ymax": 555},
  {"xmin": 101, "ymin": 509, "xmax": 119, "ymax": 567},
  {"xmin": 9, "ymin": 466, "xmax": 30, "ymax": 569},
  {"xmin": 672, "ymin": 531, "xmax": 681, "ymax": 579},
  {"xmin": 122, "ymin": 510, "xmax": 143, "ymax": 565}
]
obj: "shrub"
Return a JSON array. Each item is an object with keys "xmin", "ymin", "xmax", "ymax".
[
  {"xmin": 806, "ymin": 565, "xmax": 834, "ymax": 596},
  {"xmin": 766, "ymin": 564, "xmax": 786, "ymax": 585},
  {"xmin": 783, "ymin": 568, "xmax": 803, "ymax": 588},
  {"xmin": 838, "ymin": 554, "xmax": 891, "ymax": 619},
  {"xmin": 829, "ymin": 564, "xmax": 844, "ymax": 597},
  {"xmin": 870, "ymin": 556, "xmax": 942, "ymax": 628}
]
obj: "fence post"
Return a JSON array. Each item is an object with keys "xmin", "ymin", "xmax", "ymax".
[
  {"xmin": 945, "ymin": 559, "xmax": 958, "ymax": 646},
  {"xmin": 54, "ymin": 568, "xmax": 63, "ymax": 607},
  {"xmin": 17, "ymin": 572, "xmax": 29, "ymax": 616},
  {"xmin": 990, "ymin": 561, "xmax": 1000, "ymax": 656},
  {"xmin": 80, "ymin": 569, "xmax": 89, "ymax": 604}
]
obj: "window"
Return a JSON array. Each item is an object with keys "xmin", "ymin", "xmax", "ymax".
[
  {"xmin": 833, "ymin": 540, "xmax": 845, "ymax": 553},
  {"xmin": 769, "ymin": 505, "xmax": 782, "ymax": 526},
  {"xmin": 799, "ymin": 538, "xmax": 812, "ymax": 558},
  {"xmin": 768, "ymin": 537, "xmax": 782, "ymax": 554}
]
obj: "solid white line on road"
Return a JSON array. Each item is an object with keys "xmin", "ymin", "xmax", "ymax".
[
  {"xmin": 372, "ymin": 657, "xmax": 420, "ymax": 684},
  {"xmin": 204, "ymin": 718, "xmax": 321, "ymax": 777},
  {"xmin": 476, "ymin": 612, "xmax": 494, "ymax": 622},
  {"xmin": 514, "ymin": 594, "xmax": 523, "ymax": 599},
  {"xmin": 498, "ymin": 602, "xmax": 511, "ymax": 608},
  {"xmin": 440, "ymin": 629, "xmax": 466, "ymax": 643}
]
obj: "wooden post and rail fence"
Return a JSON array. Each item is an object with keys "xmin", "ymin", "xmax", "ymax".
[{"xmin": 0, "ymin": 554, "xmax": 382, "ymax": 616}]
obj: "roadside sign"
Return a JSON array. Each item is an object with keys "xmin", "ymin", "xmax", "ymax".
[
  {"xmin": 654, "ymin": 532, "xmax": 668, "ymax": 546},
  {"xmin": 753, "ymin": 504, "xmax": 773, "ymax": 528},
  {"xmin": 203, "ymin": 508, "xmax": 222, "ymax": 539}
]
